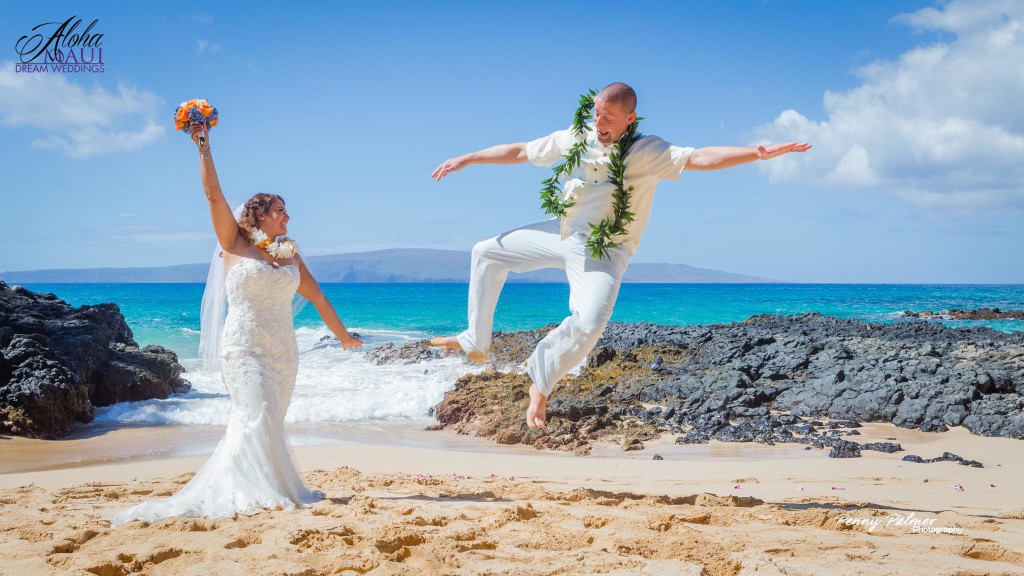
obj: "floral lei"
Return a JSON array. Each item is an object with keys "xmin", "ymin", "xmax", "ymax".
[
  {"xmin": 249, "ymin": 228, "xmax": 297, "ymax": 260},
  {"xmin": 539, "ymin": 89, "xmax": 642, "ymax": 260}
]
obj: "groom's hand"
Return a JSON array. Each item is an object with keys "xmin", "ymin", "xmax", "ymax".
[
  {"xmin": 757, "ymin": 142, "xmax": 811, "ymax": 160},
  {"xmin": 431, "ymin": 156, "xmax": 468, "ymax": 182}
]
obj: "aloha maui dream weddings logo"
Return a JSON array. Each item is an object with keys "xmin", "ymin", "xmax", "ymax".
[
  {"xmin": 14, "ymin": 16, "xmax": 105, "ymax": 73},
  {"xmin": 835, "ymin": 512, "xmax": 964, "ymax": 535}
]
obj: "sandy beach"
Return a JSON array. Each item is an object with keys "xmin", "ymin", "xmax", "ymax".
[{"xmin": 2, "ymin": 422, "xmax": 1023, "ymax": 576}]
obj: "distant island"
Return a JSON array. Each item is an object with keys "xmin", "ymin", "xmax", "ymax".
[{"xmin": 0, "ymin": 248, "xmax": 782, "ymax": 284}]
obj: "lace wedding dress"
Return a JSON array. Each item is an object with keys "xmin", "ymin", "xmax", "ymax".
[{"xmin": 112, "ymin": 258, "xmax": 323, "ymax": 526}]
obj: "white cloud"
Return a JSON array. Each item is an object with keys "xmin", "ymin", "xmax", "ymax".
[
  {"xmin": 196, "ymin": 39, "xmax": 222, "ymax": 56},
  {"xmin": 31, "ymin": 121, "xmax": 163, "ymax": 159},
  {"xmin": 753, "ymin": 0, "xmax": 1024, "ymax": 215},
  {"xmin": 0, "ymin": 62, "xmax": 165, "ymax": 158}
]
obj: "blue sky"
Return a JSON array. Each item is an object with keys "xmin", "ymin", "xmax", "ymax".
[{"xmin": 2, "ymin": 0, "xmax": 1022, "ymax": 283}]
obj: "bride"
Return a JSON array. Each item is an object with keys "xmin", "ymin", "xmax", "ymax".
[{"xmin": 112, "ymin": 122, "xmax": 364, "ymax": 526}]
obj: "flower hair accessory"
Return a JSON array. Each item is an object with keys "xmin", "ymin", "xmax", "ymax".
[
  {"xmin": 249, "ymin": 228, "xmax": 297, "ymax": 260},
  {"xmin": 174, "ymin": 98, "xmax": 219, "ymax": 147}
]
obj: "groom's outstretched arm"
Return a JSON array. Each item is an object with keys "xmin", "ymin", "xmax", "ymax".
[
  {"xmin": 431, "ymin": 142, "xmax": 529, "ymax": 181},
  {"xmin": 684, "ymin": 142, "xmax": 811, "ymax": 171}
]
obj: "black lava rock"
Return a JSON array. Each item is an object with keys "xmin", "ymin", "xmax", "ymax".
[
  {"xmin": 900, "ymin": 451, "xmax": 984, "ymax": 468},
  {"xmin": 828, "ymin": 439, "xmax": 863, "ymax": 458},
  {"xmin": 408, "ymin": 311, "xmax": 1024, "ymax": 454},
  {"xmin": 860, "ymin": 442, "xmax": 903, "ymax": 453},
  {"xmin": 1, "ymin": 282, "xmax": 190, "ymax": 438}
]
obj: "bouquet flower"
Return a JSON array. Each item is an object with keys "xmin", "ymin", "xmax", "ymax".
[{"xmin": 174, "ymin": 98, "xmax": 218, "ymax": 148}]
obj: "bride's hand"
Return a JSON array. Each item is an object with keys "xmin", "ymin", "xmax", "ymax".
[
  {"xmin": 340, "ymin": 334, "xmax": 364, "ymax": 350},
  {"xmin": 190, "ymin": 121, "xmax": 211, "ymax": 151}
]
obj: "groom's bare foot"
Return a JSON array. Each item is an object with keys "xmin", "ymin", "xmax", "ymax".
[
  {"xmin": 527, "ymin": 384, "xmax": 547, "ymax": 428},
  {"xmin": 429, "ymin": 336, "xmax": 487, "ymax": 362}
]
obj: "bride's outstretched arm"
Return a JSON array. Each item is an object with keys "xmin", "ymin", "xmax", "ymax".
[
  {"xmin": 295, "ymin": 256, "xmax": 364, "ymax": 350},
  {"xmin": 190, "ymin": 122, "xmax": 244, "ymax": 253}
]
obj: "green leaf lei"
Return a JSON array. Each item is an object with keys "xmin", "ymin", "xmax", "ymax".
[{"xmin": 538, "ymin": 89, "xmax": 642, "ymax": 260}]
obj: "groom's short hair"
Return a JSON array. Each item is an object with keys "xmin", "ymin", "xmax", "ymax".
[{"xmin": 597, "ymin": 82, "xmax": 637, "ymax": 113}]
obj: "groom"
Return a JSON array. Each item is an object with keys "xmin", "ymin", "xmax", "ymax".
[{"xmin": 430, "ymin": 82, "xmax": 810, "ymax": 428}]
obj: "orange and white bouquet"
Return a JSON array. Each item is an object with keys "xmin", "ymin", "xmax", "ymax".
[{"xmin": 173, "ymin": 98, "xmax": 219, "ymax": 148}]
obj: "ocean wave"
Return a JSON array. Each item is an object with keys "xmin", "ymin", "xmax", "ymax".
[
  {"xmin": 295, "ymin": 325, "xmax": 428, "ymax": 352},
  {"xmin": 95, "ymin": 349, "xmax": 478, "ymax": 426}
]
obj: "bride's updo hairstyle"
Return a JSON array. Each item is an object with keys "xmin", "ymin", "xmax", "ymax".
[{"xmin": 238, "ymin": 193, "xmax": 285, "ymax": 236}]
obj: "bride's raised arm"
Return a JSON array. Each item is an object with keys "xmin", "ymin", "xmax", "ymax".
[
  {"xmin": 191, "ymin": 122, "xmax": 245, "ymax": 254},
  {"xmin": 294, "ymin": 256, "xmax": 364, "ymax": 350}
]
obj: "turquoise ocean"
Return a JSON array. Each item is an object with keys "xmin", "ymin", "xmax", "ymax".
[{"xmin": 26, "ymin": 283, "xmax": 1024, "ymax": 355}]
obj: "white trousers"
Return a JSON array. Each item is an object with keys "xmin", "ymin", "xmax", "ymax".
[{"xmin": 456, "ymin": 219, "xmax": 630, "ymax": 397}]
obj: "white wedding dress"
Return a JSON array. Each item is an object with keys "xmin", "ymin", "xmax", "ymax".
[{"xmin": 112, "ymin": 258, "xmax": 323, "ymax": 526}]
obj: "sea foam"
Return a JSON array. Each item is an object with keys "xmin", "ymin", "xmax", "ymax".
[{"xmin": 94, "ymin": 327, "xmax": 480, "ymax": 426}]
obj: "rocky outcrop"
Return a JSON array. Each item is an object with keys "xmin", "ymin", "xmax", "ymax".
[
  {"xmin": 902, "ymin": 308, "xmax": 1024, "ymax": 320},
  {"xmin": 379, "ymin": 313, "xmax": 1024, "ymax": 455},
  {"xmin": 366, "ymin": 341, "xmax": 447, "ymax": 365},
  {"xmin": 0, "ymin": 282, "xmax": 190, "ymax": 439}
]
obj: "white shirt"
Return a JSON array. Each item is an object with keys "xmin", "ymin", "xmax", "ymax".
[{"xmin": 526, "ymin": 124, "xmax": 694, "ymax": 256}]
